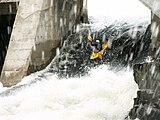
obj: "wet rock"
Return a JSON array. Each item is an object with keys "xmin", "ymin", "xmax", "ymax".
[{"xmin": 129, "ymin": 24, "xmax": 160, "ymax": 120}]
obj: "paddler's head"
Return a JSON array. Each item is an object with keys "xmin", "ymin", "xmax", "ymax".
[{"xmin": 96, "ymin": 40, "xmax": 100, "ymax": 43}]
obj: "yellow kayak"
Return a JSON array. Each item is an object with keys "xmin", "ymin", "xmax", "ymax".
[{"xmin": 90, "ymin": 43, "xmax": 108, "ymax": 60}]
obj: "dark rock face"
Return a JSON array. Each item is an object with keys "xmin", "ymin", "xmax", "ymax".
[
  {"xmin": 129, "ymin": 25, "xmax": 160, "ymax": 120},
  {"xmin": 129, "ymin": 91, "xmax": 160, "ymax": 120},
  {"xmin": 129, "ymin": 62, "xmax": 160, "ymax": 120}
]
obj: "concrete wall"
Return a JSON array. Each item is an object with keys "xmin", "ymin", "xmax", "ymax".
[{"xmin": 0, "ymin": 0, "xmax": 87, "ymax": 87}]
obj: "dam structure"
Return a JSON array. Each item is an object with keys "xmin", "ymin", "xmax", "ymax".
[{"xmin": 0, "ymin": 0, "xmax": 88, "ymax": 87}]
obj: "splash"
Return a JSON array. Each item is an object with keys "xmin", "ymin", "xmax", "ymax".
[
  {"xmin": 87, "ymin": 0, "xmax": 150, "ymax": 30},
  {"xmin": 0, "ymin": 65, "xmax": 138, "ymax": 120}
]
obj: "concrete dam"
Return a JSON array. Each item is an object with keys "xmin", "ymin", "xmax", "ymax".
[{"xmin": 0, "ymin": 0, "xmax": 88, "ymax": 86}]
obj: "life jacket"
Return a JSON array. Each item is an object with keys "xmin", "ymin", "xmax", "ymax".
[{"xmin": 90, "ymin": 43, "xmax": 108, "ymax": 60}]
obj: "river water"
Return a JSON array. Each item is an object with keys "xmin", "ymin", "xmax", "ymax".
[
  {"xmin": 0, "ymin": 66, "xmax": 138, "ymax": 120},
  {"xmin": 0, "ymin": 0, "xmax": 151, "ymax": 120}
]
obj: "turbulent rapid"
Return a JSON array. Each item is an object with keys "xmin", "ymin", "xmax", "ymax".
[
  {"xmin": 0, "ymin": 0, "xmax": 151, "ymax": 119},
  {"xmin": 0, "ymin": 17, "xmax": 150, "ymax": 120},
  {"xmin": 0, "ymin": 66, "xmax": 138, "ymax": 120}
]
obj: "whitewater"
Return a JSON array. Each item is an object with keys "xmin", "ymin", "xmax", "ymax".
[
  {"xmin": 0, "ymin": 66, "xmax": 137, "ymax": 120},
  {"xmin": 0, "ymin": 0, "xmax": 150, "ymax": 120}
]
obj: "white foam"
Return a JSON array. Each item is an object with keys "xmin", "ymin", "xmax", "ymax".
[{"xmin": 0, "ymin": 65, "xmax": 138, "ymax": 120}]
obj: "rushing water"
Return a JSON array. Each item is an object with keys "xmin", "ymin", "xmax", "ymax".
[
  {"xmin": 0, "ymin": 0, "xmax": 151, "ymax": 120},
  {"xmin": 0, "ymin": 66, "xmax": 138, "ymax": 120}
]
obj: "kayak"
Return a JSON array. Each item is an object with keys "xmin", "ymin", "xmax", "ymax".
[{"xmin": 90, "ymin": 43, "xmax": 108, "ymax": 60}]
